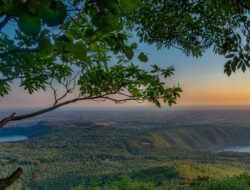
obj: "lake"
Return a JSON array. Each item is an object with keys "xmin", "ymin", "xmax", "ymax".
[
  {"xmin": 0, "ymin": 135, "xmax": 28, "ymax": 143},
  {"xmin": 218, "ymin": 146, "xmax": 250, "ymax": 153}
]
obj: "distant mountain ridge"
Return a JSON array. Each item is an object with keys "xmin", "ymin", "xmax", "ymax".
[
  {"xmin": 2, "ymin": 121, "xmax": 250, "ymax": 151},
  {"xmin": 150, "ymin": 124, "xmax": 250, "ymax": 151}
]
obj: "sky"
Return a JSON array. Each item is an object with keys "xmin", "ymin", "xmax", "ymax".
[{"xmin": 1, "ymin": 38, "xmax": 250, "ymax": 109}]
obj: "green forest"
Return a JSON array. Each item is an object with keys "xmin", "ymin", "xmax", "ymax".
[{"xmin": 1, "ymin": 122, "xmax": 250, "ymax": 189}]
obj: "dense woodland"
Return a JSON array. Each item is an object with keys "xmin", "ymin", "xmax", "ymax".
[{"xmin": 1, "ymin": 122, "xmax": 250, "ymax": 189}]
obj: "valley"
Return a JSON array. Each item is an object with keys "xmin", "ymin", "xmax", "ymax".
[{"xmin": 1, "ymin": 109, "xmax": 250, "ymax": 189}]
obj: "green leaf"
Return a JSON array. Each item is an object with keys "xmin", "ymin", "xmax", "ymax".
[
  {"xmin": 153, "ymin": 99, "xmax": 161, "ymax": 108},
  {"xmin": 224, "ymin": 64, "xmax": 232, "ymax": 76},
  {"xmin": 18, "ymin": 15, "xmax": 41, "ymax": 36},
  {"xmin": 0, "ymin": 0, "xmax": 12, "ymax": 13},
  {"xmin": 130, "ymin": 43, "xmax": 137, "ymax": 49},
  {"xmin": 162, "ymin": 67, "xmax": 175, "ymax": 78},
  {"xmin": 40, "ymin": 1, "xmax": 66, "ymax": 27},
  {"xmin": 151, "ymin": 65, "xmax": 160, "ymax": 73},
  {"xmin": 120, "ymin": 0, "xmax": 141, "ymax": 12},
  {"xmin": 138, "ymin": 53, "xmax": 148, "ymax": 62},
  {"xmin": 124, "ymin": 47, "xmax": 134, "ymax": 60},
  {"xmin": 71, "ymin": 41, "xmax": 86, "ymax": 60},
  {"xmin": 242, "ymin": 63, "xmax": 246, "ymax": 72},
  {"xmin": 225, "ymin": 53, "xmax": 235, "ymax": 59},
  {"xmin": 28, "ymin": 0, "xmax": 40, "ymax": 14},
  {"xmin": 0, "ymin": 81, "xmax": 10, "ymax": 96},
  {"xmin": 38, "ymin": 37, "xmax": 52, "ymax": 53},
  {"xmin": 245, "ymin": 60, "xmax": 250, "ymax": 67}
]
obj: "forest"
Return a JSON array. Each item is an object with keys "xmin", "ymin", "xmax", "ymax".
[{"xmin": 1, "ymin": 120, "xmax": 250, "ymax": 189}]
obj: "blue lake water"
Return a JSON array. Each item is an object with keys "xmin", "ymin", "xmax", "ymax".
[
  {"xmin": 0, "ymin": 135, "xmax": 28, "ymax": 142},
  {"xmin": 218, "ymin": 146, "xmax": 250, "ymax": 153}
]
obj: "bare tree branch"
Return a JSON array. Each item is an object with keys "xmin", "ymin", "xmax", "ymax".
[
  {"xmin": 48, "ymin": 71, "xmax": 81, "ymax": 106},
  {"xmin": 49, "ymin": 80, "xmax": 58, "ymax": 105}
]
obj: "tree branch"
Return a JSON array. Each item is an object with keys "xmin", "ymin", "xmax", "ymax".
[
  {"xmin": 0, "ymin": 15, "xmax": 11, "ymax": 31},
  {"xmin": 0, "ymin": 91, "xmax": 146, "ymax": 128},
  {"xmin": 0, "ymin": 168, "xmax": 22, "ymax": 190},
  {"xmin": 49, "ymin": 71, "xmax": 80, "ymax": 106},
  {"xmin": 0, "ymin": 94, "xmax": 113, "ymax": 127},
  {"xmin": 0, "ymin": 112, "xmax": 16, "ymax": 127},
  {"xmin": 0, "ymin": 48, "xmax": 38, "ymax": 58},
  {"xmin": 237, "ymin": 0, "xmax": 250, "ymax": 10}
]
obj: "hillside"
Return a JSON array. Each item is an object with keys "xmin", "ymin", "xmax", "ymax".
[
  {"xmin": 150, "ymin": 124, "xmax": 250, "ymax": 151},
  {"xmin": 1, "ymin": 121, "xmax": 250, "ymax": 189}
]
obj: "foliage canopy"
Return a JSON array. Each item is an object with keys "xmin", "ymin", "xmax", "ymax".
[
  {"xmin": 1, "ymin": 0, "xmax": 250, "ymax": 124},
  {"xmin": 0, "ymin": 0, "xmax": 182, "ymax": 116}
]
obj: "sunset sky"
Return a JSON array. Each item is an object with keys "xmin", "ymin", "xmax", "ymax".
[{"xmin": 1, "ymin": 38, "xmax": 250, "ymax": 109}]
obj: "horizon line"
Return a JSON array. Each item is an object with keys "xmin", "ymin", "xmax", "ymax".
[{"xmin": 2, "ymin": 105, "xmax": 250, "ymax": 111}]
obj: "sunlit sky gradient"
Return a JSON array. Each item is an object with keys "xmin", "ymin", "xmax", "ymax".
[{"xmin": 1, "ymin": 38, "xmax": 250, "ymax": 109}]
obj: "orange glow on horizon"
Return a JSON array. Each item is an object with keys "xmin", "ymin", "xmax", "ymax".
[{"xmin": 177, "ymin": 82, "xmax": 250, "ymax": 106}]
